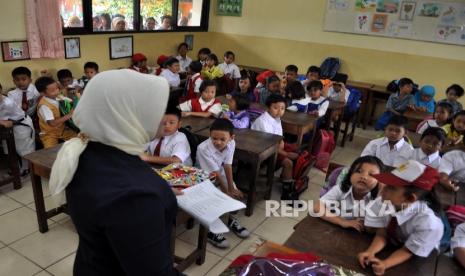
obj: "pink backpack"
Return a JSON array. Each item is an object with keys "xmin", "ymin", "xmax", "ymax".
[{"xmin": 311, "ymin": 130, "xmax": 336, "ymax": 172}]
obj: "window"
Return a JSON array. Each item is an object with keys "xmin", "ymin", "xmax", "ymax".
[
  {"xmin": 177, "ymin": 0, "xmax": 203, "ymax": 27},
  {"xmin": 62, "ymin": 0, "xmax": 210, "ymax": 35},
  {"xmin": 60, "ymin": 0, "xmax": 84, "ymax": 28}
]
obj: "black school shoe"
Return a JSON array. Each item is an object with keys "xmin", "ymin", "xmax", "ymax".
[
  {"xmin": 228, "ymin": 217, "xmax": 250, "ymax": 238},
  {"xmin": 207, "ymin": 232, "xmax": 230, "ymax": 248}
]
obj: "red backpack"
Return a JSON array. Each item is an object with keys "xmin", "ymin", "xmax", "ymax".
[
  {"xmin": 291, "ymin": 150, "xmax": 313, "ymax": 196},
  {"xmin": 311, "ymin": 130, "xmax": 336, "ymax": 172}
]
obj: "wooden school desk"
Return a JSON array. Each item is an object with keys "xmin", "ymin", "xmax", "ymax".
[
  {"xmin": 346, "ymin": 80, "xmax": 374, "ymax": 129},
  {"xmin": 365, "ymin": 84, "xmax": 393, "ymax": 127},
  {"xmin": 326, "ymin": 100, "xmax": 346, "ymax": 144},
  {"xmin": 195, "ymin": 128, "xmax": 282, "ymax": 216},
  {"xmin": 0, "ymin": 126, "xmax": 21, "ymax": 189},
  {"xmin": 181, "ymin": 116, "xmax": 214, "ymax": 133},
  {"xmin": 285, "ymin": 216, "xmax": 440, "ymax": 276},
  {"xmin": 23, "ymin": 145, "xmax": 207, "ymax": 272},
  {"xmin": 404, "ymin": 109, "xmax": 431, "ymax": 132}
]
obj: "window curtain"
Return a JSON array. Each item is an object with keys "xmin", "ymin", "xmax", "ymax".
[{"xmin": 25, "ymin": 0, "xmax": 64, "ymax": 59}]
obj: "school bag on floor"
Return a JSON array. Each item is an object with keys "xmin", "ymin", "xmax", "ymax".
[
  {"xmin": 311, "ymin": 130, "xmax": 336, "ymax": 172},
  {"xmin": 291, "ymin": 150, "xmax": 313, "ymax": 196},
  {"xmin": 178, "ymin": 126, "xmax": 201, "ymax": 165},
  {"xmin": 320, "ymin": 57, "xmax": 341, "ymax": 79}
]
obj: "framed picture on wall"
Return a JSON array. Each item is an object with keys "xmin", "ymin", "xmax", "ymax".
[
  {"xmin": 217, "ymin": 0, "xmax": 242, "ymax": 17},
  {"xmin": 1, "ymin": 40, "xmax": 30, "ymax": 62},
  {"xmin": 184, "ymin": 34, "xmax": 194, "ymax": 50},
  {"xmin": 64, "ymin": 37, "xmax": 81, "ymax": 59},
  {"xmin": 109, "ymin": 36, "xmax": 133, "ymax": 59}
]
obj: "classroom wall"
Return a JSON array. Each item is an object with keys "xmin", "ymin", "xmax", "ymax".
[
  {"xmin": 207, "ymin": 0, "xmax": 465, "ymax": 102},
  {"xmin": 0, "ymin": 1, "xmax": 209, "ymax": 90}
]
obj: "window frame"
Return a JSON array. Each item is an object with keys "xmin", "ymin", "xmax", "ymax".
[{"xmin": 62, "ymin": 0, "xmax": 210, "ymax": 35}]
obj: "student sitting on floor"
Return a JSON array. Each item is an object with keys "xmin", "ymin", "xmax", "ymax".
[
  {"xmin": 179, "ymin": 80, "xmax": 222, "ymax": 118},
  {"xmin": 451, "ymin": 222, "xmax": 465, "ymax": 268},
  {"xmin": 0, "ymin": 83, "xmax": 35, "ymax": 176},
  {"xmin": 257, "ymin": 75, "xmax": 281, "ymax": 105},
  {"xmin": 394, "ymin": 127, "xmax": 445, "ymax": 169},
  {"xmin": 361, "ymin": 115, "xmax": 413, "ymax": 167},
  {"xmin": 252, "ymin": 94, "xmax": 298, "ymax": 200},
  {"xmin": 438, "ymin": 84, "xmax": 464, "ymax": 115},
  {"xmin": 196, "ymin": 119, "xmax": 250, "ymax": 248},
  {"xmin": 222, "ymin": 94, "xmax": 250, "ymax": 129},
  {"xmin": 287, "ymin": 81, "xmax": 310, "ymax": 112},
  {"xmin": 8, "ymin": 66, "xmax": 40, "ymax": 118},
  {"xmin": 306, "ymin": 80, "xmax": 329, "ymax": 117},
  {"xmin": 218, "ymin": 51, "xmax": 241, "ymax": 83},
  {"xmin": 78, "ymin": 61, "xmax": 99, "ymax": 90},
  {"xmin": 358, "ymin": 160, "xmax": 443, "ymax": 275},
  {"xmin": 140, "ymin": 107, "xmax": 192, "ymax": 166},
  {"xmin": 375, "ymin": 78, "xmax": 415, "ymax": 131},
  {"xmin": 35, "ymin": 77, "xmax": 77, "ymax": 148},
  {"xmin": 315, "ymin": 156, "xmax": 384, "ymax": 232},
  {"xmin": 201, "ymin": 54, "xmax": 224, "ymax": 81},
  {"xmin": 442, "ymin": 110, "xmax": 465, "ymax": 146},
  {"xmin": 230, "ymin": 75, "xmax": 255, "ymax": 102},
  {"xmin": 438, "ymin": 137, "xmax": 465, "ymax": 191},
  {"xmin": 416, "ymin": 102, "xmax": 452, "ymax": 135},
  {"xmin": 414, "ymin": 85, "xmax": 435, "ymax": 114},
  {"xmin": 160, "ymin": 57, "xmax": 181, "ymax": 88},
  {"xmin": 185, "ymin": 61, "xmax": 203, "ymax": 100}
]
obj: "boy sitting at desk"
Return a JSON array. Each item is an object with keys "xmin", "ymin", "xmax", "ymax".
[
  {"xmin": 252, "ymin": 94, "xmax": 299, "ymax": 201},
  {"xmin": 179, "ymin": 80, "xmax": 222, "ymax": 118},
  {"xmin": 141, "ymin": 107, "xmax": 192, "ymax": 166},
  {"xmin": 160, "ymin": 57, "xmax": 181, "ymax": 88},
  {"xmin": 196, "ymin": 119, "xmax": 250, "ymax": 248}
]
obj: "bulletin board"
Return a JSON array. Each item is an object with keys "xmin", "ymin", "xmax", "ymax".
[{"xmin": 324, "ymin": 0, "xmax": 465, "ymax": 46}]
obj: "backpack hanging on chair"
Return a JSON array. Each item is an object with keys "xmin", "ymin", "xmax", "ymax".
[
  {"xmin": 320, "ymin": 57, "xmax": 341, "ymax": 79},
  {"xmin": 311, "ymin": 130, "xmax": 336, "ymax": 172},
  {"xmin": 291, "ymin": 151, "xmax": 314, "ymax": 196}
]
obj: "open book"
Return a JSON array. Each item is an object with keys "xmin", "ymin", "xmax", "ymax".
[{"xmin": 176, "ymin": 180, "xmax": 246, "ymax": 234}]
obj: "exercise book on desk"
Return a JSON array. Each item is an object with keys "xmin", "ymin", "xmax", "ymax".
[{"xmin": 176, "ymin": 180, "xmax": 246, "ymax": 234}]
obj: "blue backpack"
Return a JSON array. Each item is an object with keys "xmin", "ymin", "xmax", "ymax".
[
  {"xmin": 320, "ymin": 57, "xmax": 341, "ymax": 79},
  {"xmin": 345, "ymin": 87, "xmax": 362, "ymax": 115}
]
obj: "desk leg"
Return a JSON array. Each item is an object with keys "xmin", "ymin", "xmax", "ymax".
[
  {"xmin": 359, "ymin": 89, "xmax": 369, "ymax": 129},
  {"xmin": 364, "ymin": 91, "xmax": 374, "ymax": 128},
  {"xmin": 196, "ymin": 224, "xmax": 207, "ymax": 265},
  {"xmin": 6, "ymin": 132, "xmax": 21, "ymax": 189},
  {"xmin": 296, "ymin": 128, "xmax": 303, "ymax": 150},
  {"xmin": 245, "ymin": 160, "xmax": 260, "ymax": 217},
  {"xmin": 265, "ymin": 151, "xmax": 278, "ymax": 200},
  {"xmin": 333, "ymin": 109, "xmax": 343, "ymax": 144},
  {"xmin": 29, "ymin": 167, "xmax": 48, "ymax": 233}
]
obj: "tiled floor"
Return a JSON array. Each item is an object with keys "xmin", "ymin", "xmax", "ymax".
[{"xmin": 0, "ymin": 126, "xmax": 379, "ymax": 276}]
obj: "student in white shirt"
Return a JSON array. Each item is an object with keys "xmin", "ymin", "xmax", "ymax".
[
  {"xmin": 451, "ymin": 222, "xmax": 465, "ymax": 268},
  {"xmin": 315, "ymin": 156, "xmax": 385, "ymax": 231},
  {"xmin": 0, "ymin": 87, "xmax": 35, "ymax": 175},
  {"xmin": 286, "ymin": 81, "xmax": 310, "ymax": 112},
  {"xmin": 196, "ymin": 119, "xmax": 250, "ymax": 248},
  {"xmin": 175, "ymin": 42, "xmax": 192, "ymax": 73},
  {"xmin": 306, "ymin": 80, "xmax": 329, "ymax": 117},
  {"xmin": 394, "ymin": 127, "xmax": 445, "ymax": 169},
  {"xmin": 359, "ymin": 160, "xmax": 443, "ymax": 275},
  {"xmin": 328, "ymin": 81, "xmax": 350, "ymax": 103},
  {"xmin": 179, "ymin": 80, "xmax": 222, "ymax": 118},
  {"xmin": 218, "ymin": 51, "xmax": 241, "ymax": 82},
  {"xmin": 160, "ymin": 57, "xmax": 181, "ymax": 88},
  {"xmin": 361, "ymin": 115, "xmax": 413, "ymax": 166},
  {"xmin": 8, "ymin": 66, "xmax": 40, "ymax": 117},
  {"xmin": 140, "ymin": 108, "xmax": 192, "ymax": 166},
  {"xmin": 438, "ymin": 143, "xmax": 465, "ymax": 191},
  {"xmin": 416, "ymin": 101, "xmax": 452, "ymax": 134}
]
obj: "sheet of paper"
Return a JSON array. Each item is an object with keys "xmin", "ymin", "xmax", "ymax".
[{"xmin": 177, "ymin": 180, "xmax": 246, "ymax": 233}]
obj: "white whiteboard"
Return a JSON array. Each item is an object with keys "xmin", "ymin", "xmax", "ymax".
[{"xmin": 324, "ymin": 0, "xmax": 465, "ymax": 46}]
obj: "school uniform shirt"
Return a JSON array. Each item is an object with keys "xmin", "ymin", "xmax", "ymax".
[
  {"xmin": 287, "ymin": 97, "xmax": 311, "ymax": 112},
  {"xmin": 386, "ymin": 92, "xmax": 415, "ymax": 113},
  {"xmin": 442, "ymin": 124, "xmax": 463, "ymax": 142},
  {"xmin": 160, "ymin": 69, "xmax": 181, "ymax": 88},
  {"xmin": 417, "ymin": 119, "xmax": 438, "ymax": 135},
  {"xmin": 361, "ymin": 137, "xmax": 414, "ymax": 167},
  {"xmin": 38, "ymin": 97, "xmax": 60, "ymax": 122},
  {"xmin": 394, "ymin": 148, "xmax": 441, "ymax": 169},
  {"xmin": 320, "ymin": 185, "xmax": 373, "ymax": 219},
  {"xmin": 146, "ymin": 131, "xmax": 192, "ymax": 166},
  {"xmin": 223, "ymin": 110, "xmax": 250, "ymax": 129},
  {"xmin": 187, "ymin": 72, "xmax": 203, "ymax": 94},
  {"xmin": 251, "ymin": 111, "xmax": 283, "ymax": 136},
  {"xmin": 78, "ymin": 77, "xmax": 90, "ymax": 89},
  {"xmin": 196, "ymin": 138, "xmax": 235, "ymax": 185},
  {"xmin": 328, "ymin": 87, "xmax": 350, "ymax": 103},
  {"xmin": 439, "ymin": 150, "xmax": 465, "ymax": 183},
  {"xmin": 307, "ymin": 96, "xmax": 329, "ymax": 117},
  {"xmin": 179, "ymin": 97, "xmax": 222, "ymax": 117},
  {"xmin": 451, "ymin": 223, "xmax": 465, "ymax": 252},
  {"xmin": 218, "ymin": 63, "xmax": 241, "ymax": 79},
  {"xmin": 8, "ymin": 84, "xmax": 40, "ymax": 117},
  {"xmin": 0, "ymin": 96, "xmax": 26, "ymax": 121},
  {"xmin": 175, "ymin": 55, "xmax": 192, "ymax": 73},
  {"xmin": 438, "ymin": 99, "xmax": 463, "ymax": 115},
  {"xmin": 364, "ymin": 200, "xmax": 443, "ymax": 257}
]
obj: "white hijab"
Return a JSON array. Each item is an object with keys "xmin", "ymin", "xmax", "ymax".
[{"xmin": 49, "ymin": 69, "xmax": 169, "ymax": 205}]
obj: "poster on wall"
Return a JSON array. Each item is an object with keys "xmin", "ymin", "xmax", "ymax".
[
  {"xmin": 372, "ymin": 13, "xmax": 388, "ymax": 32},
  {"xmin": 436, "ymin": 25, "xmax": 460, "ymax": 41},
  {"xmin": 376, "ymin": 0, "xmax": 400, "ymax": 13},
  {"xmin": 388, "ymin": 21, "xmax": 413, "ymax": 36},
  {"xmin": 355, "ymin": 0, "xmax": 377, "ymax": 12},
  {"xmin": 64, "ymin": 37, "xmax": 80, "ymax": 59},
  {"xmin": 1, "ymin": 41, "xmax": 30, "ymax": 62},
  {"xmin": 440, "ymin": 4, "xmax": 459, "ymax": 25},
  {"xmin": 417, "ymin": 2, "xmax": 442, "ymax": 17},
  {"xmin": 109, "ymin": 36, "xmax": 133, "ymax": 60},
  {"xmin": 354, "ymin": 12, "xmax": 371, "ymax": 32},
  {"xmin": 217, "ymin": 0, "xmax": 242, "ymax": 17},
  {"xmin": 329, "ymin": 0, "xmax": 350, "ymax": 10},
  {"xmin": 399, "ymin": 1, "xmax": 416, "ymax": 21}
]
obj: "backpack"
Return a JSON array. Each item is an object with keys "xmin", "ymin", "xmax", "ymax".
[
  {"xmin": 291, "ymin": 151, "xmax": 313, "ymax": 196},
  {"xmin": 247, "ymin": 106, "xmax": 265, "ymax": 123},
  {"xmin": 178, "ymin": 126, "xmax": 201, "ymax": 165},
  {"xmin": 320, "ymin": 57, "xmax": 341, "ymax": 79},
  {"xmin": 320, "ymin": 166, "xmax": 346, "ymax": 197},
  {"xmin": 345, "ymin": 87, "xmax": 361, "ymax": 115},
  {"xmin": 311, "ymin": 130, "xmax": 336, "ymax": 172}
]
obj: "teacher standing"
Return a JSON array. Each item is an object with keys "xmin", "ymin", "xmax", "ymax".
[{"xmin": 49, "ymin": 70, "xmax": 180, "ymax": 275}]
